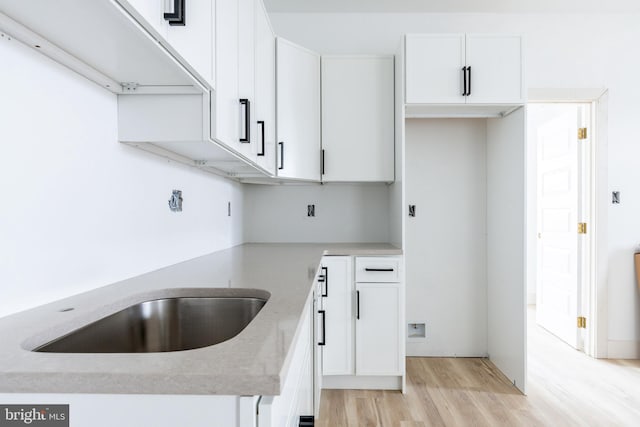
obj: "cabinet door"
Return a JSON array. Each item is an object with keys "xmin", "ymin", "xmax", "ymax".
[
  {"xmin": 165, "ymin": 0, "xmax": 214, "ymax": 87},
  {"xmin": 321, "ymin": 257, "xmax": 353, "ymax": 376},
  {"xmin": 355, "ymin": 283, "xmax": 401, "ymax": 375},
  {"xmin": 124, "ymin": 0, "xmax": 164, "ymax": 34},
  {"xmin": 253, "ymin": 0, "xmax": 276, "ymax": 175},
  {"xmin": 212, "ymin": 0, "xmax": 239, "ymax": 147},
  {"xmin": 237, "ymin": 0, "xmax": 256, "ymax": 159},
  {"xmin": 465, "ymin": 34, "xmax": 523, "ymax": 104},
  {"xmin": 405, "ymin": 34, "xmax": 465, "ymax": 104},
  {"xmin": 321, "ymin": 56, "xmax": 394, "ymax": 182},
  {"xmin": 276, "ymin": 38, "xmax": 321, "ymax": 181}
]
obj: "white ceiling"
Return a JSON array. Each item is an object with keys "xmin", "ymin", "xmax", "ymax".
[{"xmin": 264, "ymin": 0, "xmax": 640, "ymax": 14}]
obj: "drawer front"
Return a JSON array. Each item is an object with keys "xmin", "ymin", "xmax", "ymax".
[{"xmin": 355, "ymin": 257, "xmax": 401, "ymax": 283}]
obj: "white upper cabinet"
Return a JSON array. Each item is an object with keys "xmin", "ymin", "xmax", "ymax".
[
  {"xmin": 237, "ymin": 0, "xmax": 256, "ymax": 159},
  {"xmin": 164, "ymin": 0, "xmax": 215, "ymax": 87},
  {"xmin": 321, "ymin": 56, "xmax": 395, "ymax": 183},
  {"xmin": 253, "ymin": 0, "xmax": 277, "ymax": 175},
  {"xmin": 212, "ymin": 0, "xmax": 239, "ymax": 148},
  {"xmin": 405, "ymin": 34, "xmax": 465, "ymax": 104},
  {"xmin": 119, "ymin": 0, "xmax": 215, "ymax": 87},
  {"xmin": 405, "ymin": 33, "xmax": 524, "ymax": 106},
  {"xmin": 276, "ymin": 38, "xmax": 321, "ymax": 181},
  {"xmin": 465, "ymin": 34, "xmax": 523, "ymax": 104}
]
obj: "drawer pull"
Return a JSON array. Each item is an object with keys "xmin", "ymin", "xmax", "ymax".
[{"xmin": 364, "ymin": 267, "xmax": 394, "ymax": 272}]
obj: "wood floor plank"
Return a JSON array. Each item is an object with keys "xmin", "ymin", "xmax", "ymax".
[{"xmin": 316, "ymin": 307, "xmax": 640, "ymax": 426}]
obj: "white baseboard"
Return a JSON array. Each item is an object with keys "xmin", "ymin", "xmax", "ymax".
[
  {"xmin": 607, "ymin": 340, "xmax": 640, "ymax": 359},
  {"xmin": 322, "ymin": 375, "xmax": 402, "ymax": 390},
  {"xmin": 527, "ymin": 292, "xmax": 536, "ymax": 305}
]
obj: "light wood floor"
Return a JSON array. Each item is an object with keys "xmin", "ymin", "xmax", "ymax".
[{"xmin": 316, "ymin": 308, "xmax": 640, "ymax": 426}]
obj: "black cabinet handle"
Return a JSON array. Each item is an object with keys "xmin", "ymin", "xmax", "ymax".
[
  {"xmin": 462, "ymin": 66, "xmax": 467, "ymax": 96},
  {"xmin": 278, "ymin": 142, "xmax": 284, "ymax": 170},
  {"xmin": 321, "ymin": 266, "xmax": 328, "ymax": 297},
  {"xmin": 257, "ymin": 121, "xmax": 265, "ymax": 156},
  {"xmin": 318, "ymin": 310, "xmax": 326, "ymax": 345},
  {"xmin": 364, "ymin": 267, "xmax": 394, "ymax": 272},
  {"xmin": 467, "ymin": 66, "xmax": 472, "ymax": 96},
  {"xmin": 164, "ymin": 0, "xmax": 185, "ymax": 26},
  {"xmin": 356, "ymin": 291, "xmax": 360, "ymax": 320},
  {"xmin": 239, "ymin": 99, "xmax": 250, "ymax": 143},
  {"xmin": 321, "ymin": 149, "xmax": 325, "ymax": 175}
]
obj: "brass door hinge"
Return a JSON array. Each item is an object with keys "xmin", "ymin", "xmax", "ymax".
[
  {"xmin": 577, "ymin": 316, "xmax": 587, "ymax": 329},
  {"xmin": 578, "ymin": 128, "xmax": 588, "ymax": 140},
  {"xmin": 578, "ymin": 222, "xmax": 587, "ymax": 234}
]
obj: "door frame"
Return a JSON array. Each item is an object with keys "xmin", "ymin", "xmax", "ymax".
[{"xmin": 527, "ymin": 88, "xmax": 608, "ymax": 358}]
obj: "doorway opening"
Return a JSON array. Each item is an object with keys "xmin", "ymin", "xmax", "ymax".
[
  {"xmin": 526, "ymin": 87, "xmax": 609, "ymax": 363},
  {"xmin": 529, "ymin": 102, "xmax": 593, "ymax": 352}
]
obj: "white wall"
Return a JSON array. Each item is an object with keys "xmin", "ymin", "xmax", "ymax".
[
  {"xmin": 0, "ymin": 37, "xmax": 243, "ymax": 318},
  {"xmin": 404, "ymin": 119, "xmax": 488, "ymax": 357},
  {"xmin": 269, "ymin": 12, "xmax": 640, "ymax": 356},
  {"xmin": 243, "ymin": 184, "xmax": 390, "ymax": 242}
]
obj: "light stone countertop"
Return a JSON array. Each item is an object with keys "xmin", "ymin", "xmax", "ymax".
[{"xmin": 0, "ymin": 243, "xmax": 401, "ymax": 395}]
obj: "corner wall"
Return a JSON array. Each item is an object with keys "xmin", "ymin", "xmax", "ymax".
[{"xmin": 0, "ymin": 36, "xmax": 243, "ymax": 317}]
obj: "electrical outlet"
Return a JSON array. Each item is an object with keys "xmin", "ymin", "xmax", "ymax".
[
  {"xmin": 408, "ymin": 323, "xmax": 426, "ymax": 339},
  {"xmin": 612, "ymin": 191, "xmax": 620, "ymax": 204},
  {"xmin": 307, "ymin": 204, "xmax": 315, "ymax": 217},
  {"xmin": 168, "ymin": 190, "xmax": 183, "ymax": 212}
]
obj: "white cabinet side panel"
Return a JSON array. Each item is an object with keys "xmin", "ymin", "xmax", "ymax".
[{"xmin": 486, "ymin": 107, "xmax": 527, "ymax": 393}]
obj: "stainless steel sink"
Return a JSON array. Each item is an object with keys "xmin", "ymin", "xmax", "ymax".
[{"xmin": 34, "ymin": 297, "xmax": 267, "ymax": 353}]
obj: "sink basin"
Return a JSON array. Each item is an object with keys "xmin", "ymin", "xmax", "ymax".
[{"xmin": 34, "ymin": 297, "xmax": 267, "ymax": 353}]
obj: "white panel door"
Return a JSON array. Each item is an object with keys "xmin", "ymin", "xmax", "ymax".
[
  {"xmin": 237, "ymin": 0, "xmax": 256, "ymax": 159},
  {"xmin": 276, "ymin": 38, "xmax": 321, "ymax": 181},
  {"xmin": 321, "ymin": 56, "xmax": 394, "ymax": 182},
  {"xmin": 253, "ymin": 0, "xmax": 276, "ymax": 175},
  {"xmin": 165, "ymin": 0, "xmax": 214, "ymax": 87},
  {"xmin": 465, "ymin": 34, "xmax": 523, "ymax": 104},
  {"xmin": 404, "ymin": 34, "xmax": 465, "ymax": 104},
  {"xmin": 355, "ymin": 283, "xmax": 401, "ymax": 376},
  {"xmin": 321, "ymin": 256, "xmax": 353, "ymax": 376},
  {"xmin": 212, "ymin": 0, "xmax": 239, "ymax": 147},
  {"xmin": 486, "ymin": 107, "xmax": 526, "ymax": 393},
  {"xmin": 534, "ymin": 104, "xmax": 580, "ymax": 349}
]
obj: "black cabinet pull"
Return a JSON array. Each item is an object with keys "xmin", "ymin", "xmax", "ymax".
[
  {"xmin": 164, "ymin": 0, "xmax": 185, "ymax": 26},
  {"xmin": 462, "ymin": 66, "xmax": 467, "ymax": 96},
  {"xmin": 356, "ymin": 291, "xmax": 360, "ymax": 320},
  {"xmin": 364, "ymin": 267, "xmax": 394, "ymax": 272},
  {"xmin": 321, "ymin": 266, "xmax": 328, "ymax": 297},
  {"xmin": 278, "ymin": 142, "xmax": 284, "ymax": 170},
  {"xmin": 239, "ymin": 99, "xmax": 250, "ymax": 143},
  {"xmin": 257, "ymin": 121, "xmax": 265, "ymax": 156},
  {"xmin": 321, "ymin": 149, "xmax": 325, "ymax": 175},
  {"xmin": 467, "ymin": 66, "xmax": 472, "ymax": 96},
  {"xmin": 318, "ymin": 310, "xmax": 326, "ymax": 345}
]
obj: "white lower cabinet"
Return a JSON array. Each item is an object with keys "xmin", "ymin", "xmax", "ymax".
[
  {"xmin": 319, "ymin": 255, "xmax": 404, "ymax": 390},
  {"xmin": 319, "ymin": 256, "xmax": 353, "ymax": 375},
  {"xmin": 255, "ymin": 293, "xmax": 314, "ymax": 427},
  {"xmin": 355, "ymin": 283, "xmax": 401, "ymax": 375}
]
